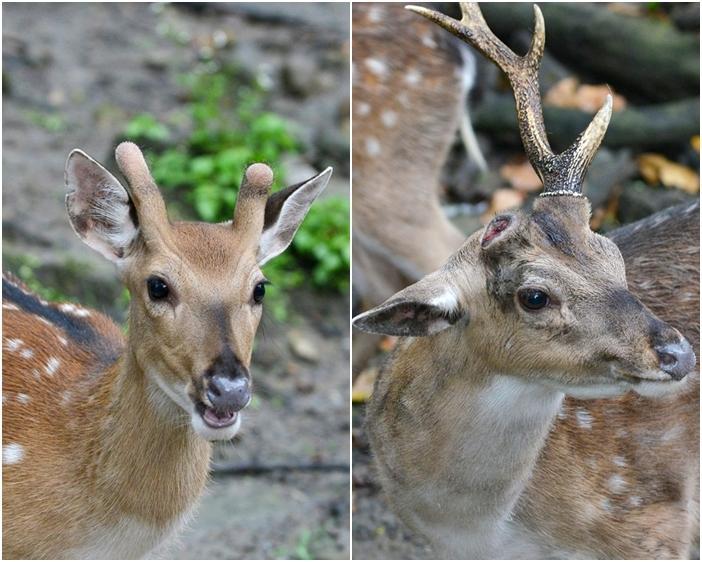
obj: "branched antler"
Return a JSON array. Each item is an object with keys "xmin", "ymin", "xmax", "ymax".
[{"xmin": 406, "ymin": 2, "xmax": 612, "ymax": 197}]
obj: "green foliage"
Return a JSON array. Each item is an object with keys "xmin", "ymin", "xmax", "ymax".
[
  {"xmin": 6, "ymin": 254, "xmax": 73, "ymax": 303},
  {"xmin": 25, "ymin": 110, "xmax": 68, "ymax": 133},
  {"xmin": 122, "ymin": 66, "xmax": 349, "ymax": 319}
]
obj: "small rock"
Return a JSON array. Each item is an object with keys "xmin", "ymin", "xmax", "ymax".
[
  {"xmin": 281, "ymin": 52, "xmax": 319, "ymax": 98},
  {"xmin": 288, "ymin": 329, "xmax": 321, "ymax": 363}
]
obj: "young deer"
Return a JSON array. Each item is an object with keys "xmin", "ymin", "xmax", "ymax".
[
  {"xmin": 2, "ymin": 142, "xmax": 331, "ymax": 558},
  {"xmin": 354, "ymin": 3, "xmax": 699, "ymax": 558}
]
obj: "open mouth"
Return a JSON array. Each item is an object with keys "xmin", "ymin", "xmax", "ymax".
[{"xmin": 195, "ymin": 401, "xmax": 239, "ymax": 429}]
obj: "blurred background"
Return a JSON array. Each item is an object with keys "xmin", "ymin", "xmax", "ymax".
[
  {"xmin": 3, "ymin": 3, "xmax": 349, "ymax": 559},
  {"xmin": 351, "ymin": 2, "xmax": 699, "ymax": 559}
]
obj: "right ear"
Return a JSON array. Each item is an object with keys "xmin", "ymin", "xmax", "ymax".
[
  {"xmin": 352, "ymin": 274, "xmax": 466, "ymax": 337},
  {"xmin": 65, "ymin": 149, "xmax": 139, "ymax": 264}
]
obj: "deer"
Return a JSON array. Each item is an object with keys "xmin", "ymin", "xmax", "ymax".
[
  {"xmin": 353, "ymin": 3, "xmax": 699, "ymax": 558},
  {"xmin": 352, "ymin": 2, "xmax": 484, "ymax": 370},
  {"xmin": 2, "ymin": 141, "xmax": 332, "ymax": 558}
]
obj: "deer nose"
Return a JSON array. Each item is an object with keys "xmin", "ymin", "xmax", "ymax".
[
  {"xmin": 654, "ymin": 339, "xmax": 696, "ymax": 381},
  {"xmin": 207, "ymin": 373, "xmax": 251, "ymax": 412}
]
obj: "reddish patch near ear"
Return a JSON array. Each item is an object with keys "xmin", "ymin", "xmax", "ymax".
[{"xmin": 481, "ymin": 215, "xmax": 512, "ymax": 248}]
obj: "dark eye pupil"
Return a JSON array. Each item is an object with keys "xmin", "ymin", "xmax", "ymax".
[
  {"xmin": 520, "ymin": 289, "xmax": 549, "ymax": 310},
  {"xmin": 147, "ymin": 276, "xmax": 169, "ymax": 300},
  {"xmin": 253, "ymin": 282, "xmax": 265, "ymax": 304}
]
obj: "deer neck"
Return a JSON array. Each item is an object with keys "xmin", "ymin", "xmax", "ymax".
[
  {"xmin": 376, "ymin": 331, "xmax": 563, "ymax": 550},
  {"xmin": 83, "ymin": 349, "xmax": 211, "ymax": 527}
]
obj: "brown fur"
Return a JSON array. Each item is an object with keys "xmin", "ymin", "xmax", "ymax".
[
  {"xmin": 363, "ymin": 203, "xmax": 699, "ymax": 558},
  {"xmin": 352, "ymin": 3, "xmax": 466, "ymax": 309},
  {"xmin": 3, "ymin": 143, "xmax": 329, "ymax": 558}
]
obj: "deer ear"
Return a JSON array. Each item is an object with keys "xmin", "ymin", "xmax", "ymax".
[
  {"xmin": 353, "ymin": 276, "xmax": 465, "ymax": 337},
  {"xmin": 480, "ymin": 213, "xmax": 520, "ymax": 250},
  {"xmin": 257, "ymin": 167, "xmax": 332, "ymax": 266},
  {"xmin": 65, "ymin": 149, "xmax": 138, "ymax": 264}
]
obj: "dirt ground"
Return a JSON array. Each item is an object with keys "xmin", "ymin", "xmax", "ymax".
[{"xmin": 3, "ymin": 3, "xmax": 349, "ymax": 559}]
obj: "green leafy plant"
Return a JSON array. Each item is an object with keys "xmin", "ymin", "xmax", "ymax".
[{"xmin": 122, "ymin": 65, "xmax": 348, "ymax": 320}]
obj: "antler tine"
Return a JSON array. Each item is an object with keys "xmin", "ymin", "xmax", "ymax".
[{"xmin": 406, "ymin": 2, "xmax": 612, "ymax": 197}]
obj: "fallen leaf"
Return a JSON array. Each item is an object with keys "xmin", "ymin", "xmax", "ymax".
[
  {"xmin": 637, "ymin": 153, "xmax": 700, "ymax": 194},
  {"xmin": 481, "ymin": 189, "xmax": 525, "ymax": 223},
  {"xmin": 499, "ymin": 159, "xmax": 543, "ymax": 192},
  {"xmin": 352, "ymin": 367, "xmax": 378, "ymax": 403},
  {"xmin": 378, "ymin": 335, "xmax": 398, "ymax": 353},
  {"xmin": 691, "ymin": 136, "xmax": 699, "ymax": 153},
  {"xmin": 545, "ymin": 78, "xmax": 626, "ymax": 113}
]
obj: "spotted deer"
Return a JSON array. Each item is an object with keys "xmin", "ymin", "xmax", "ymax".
[
  {"xmin": 2, "ymin": 142, "xmax": 331, "ymax": 558},
  {"xmin": 354, "ymin": 3, "xmax": 699, "ymax": 558},
  {"xmin": 352, "ymin": 2, "xmax": 482, "ymax": 312},
  {"xmin": 352, "ymin": 2, "xmax": 484, "ymax": 371}
]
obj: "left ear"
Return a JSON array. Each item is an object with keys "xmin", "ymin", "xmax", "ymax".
[{"xmin": 257, "ymin": 167, "xmax": 333, "ymax": 266}]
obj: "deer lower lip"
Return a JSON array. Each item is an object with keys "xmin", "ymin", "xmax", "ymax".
[{"xmin": 199, "ymin": 404, "xmax": 238, "ymax": 428}]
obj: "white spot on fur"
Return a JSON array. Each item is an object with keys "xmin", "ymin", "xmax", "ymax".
[
  {"xmin": 557, "ymin": 403, "xmax": 568, "ymax": 420},
  {"xmin": 613, "ymin": 455, "xmax": 627, "ymax": 467},
  {"xmin": 607, "ymin": 474, "xmax": 627, "ymax": 494},
  {"xmin": 365, "ymin": 137, "xmax": 381, "ymax": 157},
  {"xmin": 39, "ymin": 317, "xmax": 52, "ymax": 326},
  {"xmin": 628, "ymin": 495, "xmax": 642, "ymax": 507},
  {"xmin": 661, "ymin": 424, "xmax": 684, "ymax": 442},
  {"xmin": 45, "ymin": 357, "xmax": 60, "ymax": 376},
  {"xmin": 405, "ymin": 69, "xmax": 421, "ymax": 85},
  {"xmin": 16, "ymin": 393, "xmax": 30, "ymax": 405},
  {"xmin": 58, "ymin": 335, "xmax": 68, "ymax": 346},
  {"xmin": 60, "ymin": 303, "xmax": 90, "ymax": 317},
  {"xmin": 601, "ymin": 498, "xmax": 612, "ymax": 512},
  {"xmin": 2, "ymin": 303, "xmax": 18, "ymax": 310},
  {"xmin": 381, "ymin": 110, "xmax": 398, "ymax": 128},
  {"xmin": 368, "ymin": 5, "xmax": 383, "ymax": 22},
  {"xmin": 3, "ymin": 443, "xmax": 24, "ymax": 465},
  {"xmin": 430, "ymin": 289, "xmax": 458, "ymax": 312},
  {"xmin": 422, "ymin": 33, "xmax": 437, "ymax": 48},
  {"xmin": 4, "ymin": 338, "xmax": 23, "ymax": 351},
  {"xmin": 355, "ymin": 102, "xmax": 370, "ymax": 117},
  {"xmin": 20, "ymin": 348, "xmax": 34, "ymax": 359},
  {"xmin": 575, "ymin": 408, "xmax": 593, "ymax": 429},
  {"xmin": 364, "ymin": 57, "xmax": 387, "ymax": 77}
]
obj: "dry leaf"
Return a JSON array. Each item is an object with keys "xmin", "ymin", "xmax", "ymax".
[
  {"xmin": 691, "ymin": 136, "xmax": 699, "ymax": 153},
  {"xmin": 482, "ymin": 189, "xmax": 525, "ymax": 223},
  {"xmin": 545, "ymin": 78, "xmax": 626, "ymax": 113},
  {"xmin": 637, "ymin": 153, "xmax": 700, "ymax": 194},
  {"xmin": 378, "ymin": 335, "xmax": 398, "ymax": 353},
  {"xmin": 352, "ymin": 367, "xmax": 378, "ymax": 403},
  {"xmin": 499, "ymin": 159, "xmax": 543, "ymax": 192}
]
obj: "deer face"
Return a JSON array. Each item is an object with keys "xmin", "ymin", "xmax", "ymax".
[
  {"xmin": 354, "ymin": 197, "xmax": 695, "ymax": 398},
  {"xmin": 66, "ymin": 143, "xmax": 331, "ymax": 440}
]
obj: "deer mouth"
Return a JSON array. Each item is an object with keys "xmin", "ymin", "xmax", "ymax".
[{"xmin": 195, "ymin": 401, "xmax": 239, "ymax": 428}]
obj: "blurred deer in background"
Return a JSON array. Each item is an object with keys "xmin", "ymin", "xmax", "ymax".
[
  {"xmin": 352, "ymin": 3, "xmax": 486, "ymax": 309},
  {"xmin": 354, "ymin": 3, "xmax": 699, "ymax": 558},
  {"xmin": 2, "ymin": 142, "xmax": 331, "ymax": 558},
  {"xmin": 352, "ymin": 2, "xmax": 485, "ymax": 369}
]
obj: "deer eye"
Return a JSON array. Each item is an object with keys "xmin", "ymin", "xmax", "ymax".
[
  {"xmin": 253, "ymin": 282, "xmax": 266, "ymax": 304},
  {"xmin": 147, "ymin": 276, "xmax": 169, "ymax": 301},
  {"xmin": 518, "ymin": 288, "xmax": 550, "ymax": 311}
]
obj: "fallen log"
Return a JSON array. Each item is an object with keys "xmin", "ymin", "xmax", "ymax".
[
  {"xmin": 473, "ymin": 96, "xmax": 699, "ymax": 152},
  {"xmin": 468, "ymin": 3, "xmax": 700, "ymax": 102}
]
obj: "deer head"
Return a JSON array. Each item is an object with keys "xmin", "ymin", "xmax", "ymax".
[
  {"xmin": 353, "ymin": 3, "xmax": 695, "ymax": 398},
  {"xmin": 65, "ymin": 142, "xmax": 331, "ymax": 439}
]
